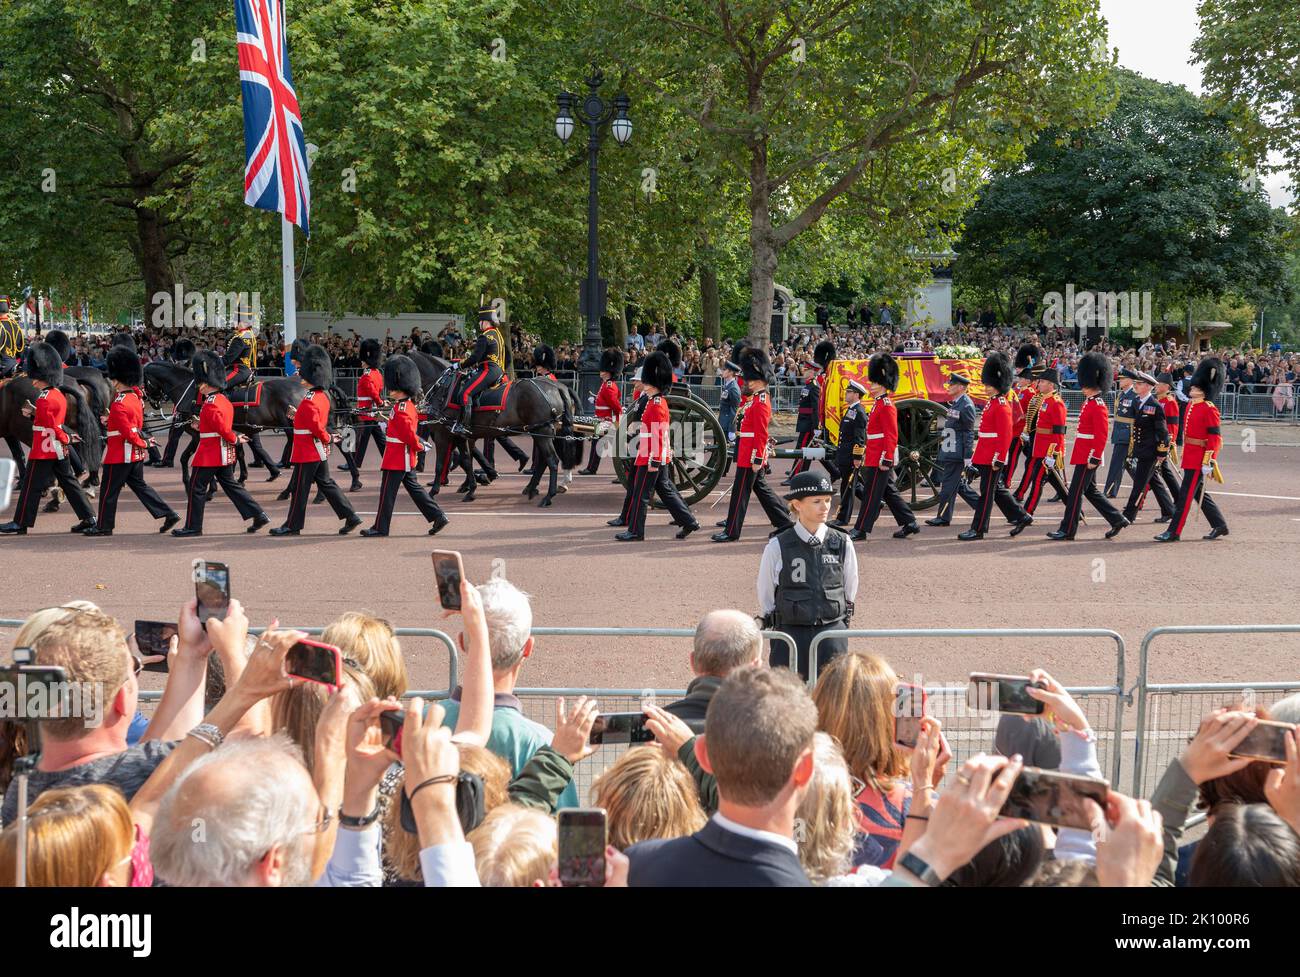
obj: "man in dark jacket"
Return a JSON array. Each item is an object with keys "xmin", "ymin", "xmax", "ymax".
[
  {"xmin": 628, "ymin": 667, "xmax": 815, "ymax": 887},
  {"xmin": 664, "ymin": 610, "xmax": 763, "ymax": 733}
]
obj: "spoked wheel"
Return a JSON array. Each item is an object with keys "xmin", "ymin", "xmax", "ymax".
[
  {"xmin": 894, "ymin": 398, "xmax": 947, "ymax": 511},
  {"xmin": 612, "ymin": 392, "xmax": 727, "ymax": 507}
]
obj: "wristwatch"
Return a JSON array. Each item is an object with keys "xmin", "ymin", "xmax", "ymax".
[
  {"xmin": 897, "ymin": 850, "xmax": 944, "ymax": 886},
  {"xmin": 338, "ymin": 805, "xmax": 382, "ymax": 830}
]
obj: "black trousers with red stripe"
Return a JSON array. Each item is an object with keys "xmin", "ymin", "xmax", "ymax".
[
  {"xmin": 853, "ymin": 465, "xmax": 915, "ymax": 534},
  {"xmin": 1055, "ymin": 463, "xmax": 1124, "ymax": 537},
  {"xmin": 96, "ymin": 461, "xmax": 175, "ymax": 530},
  {"xmin": 182, "ymin": 464, "xmax": 264, "ymax": 531},
  {"xmin": 372, "ymin": 468, "xmax": 446, "ymax": 534},
  {"xmin": 1020, "ymin": 457, "xmax": 1070, "ymax": 515},
  {"xmin": 788, "ymin": 428, "xmax": 815, "ymax": 477},
  {"xmin": 1167, "ymin": 468, "xmax": 1226, "ymax": 538},
  {"xmin": 283, "ymin": 459, "xmax": 357, "ymax": 531},
  {"xmin": 13, "ymin": 457, "xmax": 95, "ymax": 528},
  {"xmin": 1122, "ymin": 457, "xmax": 1176, "ymax": 521},
  {"xmin": 969, "ymin": 464, "xmax": 1028, "ymax": 535},
  {"xmin": 720, "ymin": 466, "xmax": 792, "ymax": 537},
  {"xmin": 1004, "ymin": 438, "xmax": 1025, "ymax": 488},
  {"xmin": 626, "ymin": 463, "xmax": 695, "ymax": 536},
  {"xmin": 352, "ymin": 422, "xmax": 387, "ymax": 468}
]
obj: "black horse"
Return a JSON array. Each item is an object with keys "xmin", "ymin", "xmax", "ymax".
[
  {"xmin": 142, "ymin": 361, "xmax": 306, "ymax": 487},
  {"xmin": 406, "ymin": 351, "xmax": 582, "ymax": 507},
  {"xmin": 0, "ymin": 374, "xmax": 102, "ymax": 506}
]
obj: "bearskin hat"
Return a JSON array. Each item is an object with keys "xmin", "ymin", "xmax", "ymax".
[
  {"xmin": 532, "ymin": 344, "xmax": 557, "ymax": 372},
  {"xmin": 740, "ymin": 347, "xmax": 776, "ymax": 385},
  {"xmin": 640, "ymin": 350, "xmax": 674, "ymax": 392},
  {"xmin": 192, "ymin": 350, "xmax": 227, "ymax": 391},
  {"xmin": 360, "ymin": 338, "xmax": 381, "ymax": 368},
  {"xmin": 106, "ymin": 346, "xmax": 142, "ymax": 386},
  {"xmin": 725, "ymin": 339, "xmax": 751, "ymax": 372},
  {"xmin": 26, "ymin": 342, "xmax": 64, "ymax": 387},
  {"xmin": 420, "ymin": 339, "xmax": 444, "ymax": 359},
  {"xmin": 599, "ymin": 348, "xmax": 624, "ymax": 375},
  {"xmin": 656, "ymin": 338, "xmax": 682, "ymax": 368},
  {"xmin": 813, "ymin": 339, "xmax": 836, "ymax": 370},
  {"xmin": 867, "ymin": 352, "xmax": 899, "ymax": 392},
  {"xmin": 1189, "ymin": 356, "xmax": 1225, "ymax": 402},
  {"xmin": 980, "ymin": 351, "xmax": 1013, "ymax": 396},
  {"xmin": 300, "ymin": 345, "xmax": 333, "ymax": 389},
  {"xmin": 1076, "ymin": 351, "xmax": 1112, "ymax": 395},
  {"xmin": 289, "ymin": 337, "xmax": 310, "ymax": 364},
  {"xmin": 382, "ymin": 354, "xmax": 421, "ymax": 398},
  {"xmin": 111, "ymin": 332, "xmax": 137, "ymax": 353},
  {"xmin": 171, "ymin": 338, "xmax": 196, "ymax": 364},
  {"xmin": 45, "ymin": 329, "xmax": 73, "ymax": 364},
  {"xmin": 1014, "ymin": 343, "xmax": 1041, "ymax": 378}
]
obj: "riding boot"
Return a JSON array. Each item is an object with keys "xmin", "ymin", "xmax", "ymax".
[{"xmin": 450, "ymin": 402, "xmax": 472, "ymax": 437}]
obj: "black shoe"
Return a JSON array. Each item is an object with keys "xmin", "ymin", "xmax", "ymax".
[
  {"xmin": 957, "ymin": 529, "xmax": 984, "ymax": 541},
  {"xmin": 160, "ymin": 514, "xmax": 181, "ymax": 533},
  {"xmin": 0, "ymin": 523, "xmax": 26, "ymax": 535},
  {"xmin": 70, "ymin": 519, "xmax": 95, "ymax": 534},
  {"xmin": 849, "ymin": 530, "xmax": 869, "ymax": 541},
  {"xmin": 1008, "ymin": 516, "xmax": 1033, "ymax": 538},
  {"xmin": 276, "ymin": 488, "xmax": 292, "ymax": 502},
  {"xmin": 924, "ymin": 517, "xmax": 950, "ymax": 527},
  {"xmin": 171, "ymin": 527, "xmax": 202, "ymax": 537},
  {"xmin": 428, "ymin": 517, "xmax": 449, "ymax": 536},
  {"xmin": 1153, "ymin": 515, "xmax": 1171, "ymax": 524},
  {"xmin": 770, "ymin": 524, "xmax": 793, "ymax": 539},
  {"xmin": 577, "ymin": 468, "xmax": 598, "ymax": 476},
  {"xmin": 710, "ymin": 531, "xmax": 739, "ymax": 542},
  {"xmin": 1046, "ymin": 529, "xmax": 1073, "ymax": 540},
  {"xmin": 247, "ymin": 514, "xmax": 270, "ymax": 533},
  {"xmin": 1105, "ymin": 517, "xmax": 1130, "ymax": 540},
  {"xmin": 1203, "ymin": 526, "xmax": 1229, "ymax": 540},
  {"xmin": 360, "ymin": 528, "xmax": 387, "ymax": 537},
  {"xmin": 83, "ymin": 527, "xmax": 113, "ymax": 537},
  {"xmin": 519, "ymin": 459, "xmax": 529, "ymax": 473},
  {"xmin": 349, "ymin": 481, "xmax": 363, "ymax": 493},
  {"xmin": 615, "ymin": 530, "xmax": 643, "ymax": 542},
  {"xmin": 893, "ymin": 522, "xmax": 920, "ymax": 539},
  {"xmin": 1048, "ymin": 495, "xmax": 1067, "ymax": 504},
  {"xmin": 676, "ymin": 523, "xmax": 700, "ymax": 540},
  {"xmin": 269, "ymin": 526, "xmax": 299, "ymax": 537},
  {"xmin": 520, "ymin": 468, "xmax": 535, "ymax": 476},
  {"xmin": 606, "ymin": 518, "xmax": 627, "ymax": 527},
  {"xmin": 312, "ymin": 493, "xmax": 325, "ymax": 505},
  {"xmin": 715, "ymin": 519, "xmax": 728, "ymax": 528},
  {"xmin": 1154, "ymin": 530, "xmax": 1179, "ymax": 542},
  {"xmin": 336, "ymin": 464, "xmax": 351, "ymax": 471},
  {"xmin": 779, "ymin": 478, "xmax": 793, "ymax": 487},
  {"xmin": 340, "ymin": 516, "xmax": 362, "ymax": 535},
  {"xmin": 828, "ymin": 519, "xmax": 849, "ymax": 529},
  {"xmin": 610, "ymin": 478, "xmax": 621, "ymax": 484}
]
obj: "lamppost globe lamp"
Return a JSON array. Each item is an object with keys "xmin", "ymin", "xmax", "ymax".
[{"xmin": 555, "ymin": 93, "xmax": 575, "ymax": 143}]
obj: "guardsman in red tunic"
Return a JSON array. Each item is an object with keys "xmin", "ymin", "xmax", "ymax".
[
  {"xmin": 580, "ymin": 347, "xmax": 623, "ymax": 475},
  {"xmin": 1013, "ymin": 366, "xmax": 1071, "ymax": 530},
  {"xmin": 617, "ymin": 351, "xmax": 699, "ymax": 541},
  {"xmin": 1006, "ymin": 344, "xmax": 1040, "ymax": 487},
  {"xmin": 1, "ymin": 342, "xmax": 97, "ymax": 535},
  {"xmin": 712, "ymin": 348, "xmax": 793, "ymax": 542},
  {"xmin": 351, "ymin": 338, "xmax": 387, "ymax": 468},
  {"xmin": 84, "ymin": 346, "xmax": 178, "ymax": 536},
  {"xmin": 959, "ymin": 353, "xmax": 1031, "ymax": 540},
  {"xmin": 1157, "ymin": 357, "xmax": 1228, "ymax": 542},
  {"xmin": 1152, "ymin": 371, "xmax": 1183, "ymax": 519},
  {"xmin": 850, "ymin": 352, "xmax": 918, "ymax": 541},
  {"xmin": 171, "ymin": 352, "xmax": 268, "ymax": 537},
  {"xmin": 1048, "ymin": 352, "xmax": 1128, "ymax": 541},
  {"xmin": 608, "ymin": 368, "xmax": 649, "ymax": 528},
  {"xmin": 362, "ymin": 354, "xmax": 448, "ymax": 537},
  {"xmin": 271, "ymin": 345, "xmax": 361, "ymax": 537}
]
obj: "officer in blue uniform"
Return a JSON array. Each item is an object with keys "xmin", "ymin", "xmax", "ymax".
[
  {"xmin": 1104, "ymin": 370, "xmax": 1139, "ymax": 497},
  {"xmin": 925, "ymin": 371, "xmax": 982, "ymax": 527}
]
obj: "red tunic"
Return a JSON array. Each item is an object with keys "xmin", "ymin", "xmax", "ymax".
[
  {"xmin": 356, "ymin": 367, "xmax": 383, "ymax": 421},
  {"xmin": 594, "ymin": 378, "xmax": 621, "ymax": 421},
  {"xmin": 815, "ymin": 371, "xmax": 829, "ymax": 428},
  {"xmin": 1030, "ymin": 394, "xmax": 1067, "ymax": 459},
  {"xmin": 1180, "ymin": 399, "xmax": 1222, "ymax": 471},
  {"xmin": 104, "ymin": 388, "xmax": 149, "ymax": 465},
  {"xmin": 1070, "ymin": 396, "xmax": 1109, "ymax": 466},
  {"xmin": 1160, "ymin": 393, "xmax": 1180, "ymax": 441},
  {"xmin": 636, "ymin": 394, "xmax": 672, "ymax": 467},
  {"xmin": 736, "ymin": 389, "xmax": 773, "ymax": 469},
  {"xmin": 862, "ymin": 394, "xmax": 899, "ymax": 468},
  {"xmin": 381, "ymin": 398, "xmax": 422, "ymax": 471},
  {"xmin": 972, "ymin": 396, "xmax": 1012, "ymax": 466},
  {"xmin": 28, "ymin": 387, "xmax": 70, "ymax": 461},
  {"xmin": 290, "ymin": 389, "xmax": 332, "ymax": 464},
  {"xmin": 194, "ymin": 393, "xmax": 238, "ymax": 467}
]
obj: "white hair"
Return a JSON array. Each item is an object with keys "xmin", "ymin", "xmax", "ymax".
[
  {"xmin": 476, "ymin": 577, "xmax": 533, "ymax": 672},
  {"xmin": 151, "ymin": 733, "xmax": 318, "ymax": 887}
]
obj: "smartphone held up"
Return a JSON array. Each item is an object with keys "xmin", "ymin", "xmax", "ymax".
[
  {"xmin": 193, "ymin": 559, "xmax": 231, "ymax": 628},
  {"xmin": 431, "ymin": 550, "xmax": 464, "ymax": 611}
]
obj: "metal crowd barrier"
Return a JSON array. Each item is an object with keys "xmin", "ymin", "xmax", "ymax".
[
  {"xmin": 1130, "ymin": 624, "xmax": 1300, "ymax": 797},
  {"xmin": 808, "ymin": 627, "xmax": 1127, "ymax": 785}
]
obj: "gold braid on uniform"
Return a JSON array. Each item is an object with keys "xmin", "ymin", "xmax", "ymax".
[{"xmin": 1025, "ymin": 390, "xmax": 1043, "ymax": 439}]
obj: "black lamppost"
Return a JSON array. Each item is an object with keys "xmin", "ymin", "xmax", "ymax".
[{"xmin": 555, "ymin": 65, "xmax": 632, "ymax": 403}]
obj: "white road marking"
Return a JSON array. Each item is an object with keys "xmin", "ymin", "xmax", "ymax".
[{"xmin": 1215, "ymin": 491, "xmax": 1300, "ymax": 501}]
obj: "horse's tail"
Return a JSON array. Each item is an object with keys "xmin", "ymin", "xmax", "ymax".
[
  {"xmin": 61, "ymin": 382, "xmax": 101, "ymax": 473},
  {"xmin": 555, "ymin": 382, "xmax": 583, "ymax": 470}
]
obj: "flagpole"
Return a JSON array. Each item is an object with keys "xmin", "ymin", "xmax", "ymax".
[{"xmin": 281, "ymin": 213, "xmax": 296, "ymax": 353}]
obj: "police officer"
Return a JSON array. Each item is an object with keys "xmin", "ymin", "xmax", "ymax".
[
  {"xmin": 925, "ymin": 371, "xmax": 981, "ymax": 527},
  {"xmin": 1121, "ymin": 369, "xmax": 1176, "ymax": 525},
  {"xmin": 830, "ymin": 378, "xmax": 868, "ymax": 527},
  {"xmin": 758, "ymin": 471, "xmax": 858, "ymax": 682},
  {"xmin": 450, "ymin": 305, "xmax": 506, "ymax": 435},
  {"xmin": 1104, "ymin": 370, "xmax": 1138, "ymax": 497}
]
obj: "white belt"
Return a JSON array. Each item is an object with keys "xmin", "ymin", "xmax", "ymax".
[
  {"xmin": 1076, "ymin": 433, "xmax": 1095, "ymax": 439},
  {"xmin": 977, "ymin": 431, "xmax": 997, "ymax": 438},
  {"xmin": 32, "ymin": 425, "xmax": 53, "ymax": 433},
  {"xmin": 292, "ymin": 429, "xmax": 315, "ymax": 436},
  {"xmin": 386, "ymin": 436, "xmax": 404, "ymax": 443},
  {"xmin": 199, "ymin": 432, "xmax": 222, "ymax": 439},
  {"xmin": 107, "ymin": 431, "xmax": 122, "ymax": 437},
  {"xmin": 738, "ymin": 432, "xmax": 754, "ymax": 438},
  {"xmin": 866, "ymin": 433, "xmax": 884, "ymax": 440}
]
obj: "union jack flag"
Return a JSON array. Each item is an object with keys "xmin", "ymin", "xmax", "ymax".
[{"xmin": 236, "ymin": 0, "xmax": 310, "ymax": 235}]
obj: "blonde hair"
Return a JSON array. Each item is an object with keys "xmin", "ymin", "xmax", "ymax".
[
  {"xmin": 0, "ymin": 784, "xmax": 133, "ymax": 887},
  {"xmin": 590, "ymin": 748, "xmax": 706, "ymax": 850},
  {"xmin": 321, "ymin": 612, "xmax": 408, "ymax": 699},
  {"xmin": 31, "ymin": 610, "xmax": 128, "ymax": 740},
  {"xmin": 272, "ymin": 663, "xmax": 376, "ymax": 774},
  {"xmin": 469, "ymin": 804, "xmax": 556, "ymax": 887},
  {"xmin": 795, "ymin": 733, "xmax": 859, "ymax": 884},
  {"xmin": 13, "ymin": 600, "xmax": 101, "ymax": 647},
  {"xmin": 812, "ymin": 651, "xmax": 909, "ymax": 792}
]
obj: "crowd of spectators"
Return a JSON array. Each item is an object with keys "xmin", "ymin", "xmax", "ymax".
[{"xmin": 3, "ymin": 576, "xmax": 1299, "ymax": 888}]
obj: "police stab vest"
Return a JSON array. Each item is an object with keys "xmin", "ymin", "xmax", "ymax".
[{"xmin": 775, "ymin": 527, "xmax": 848, "ymax": 628}]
